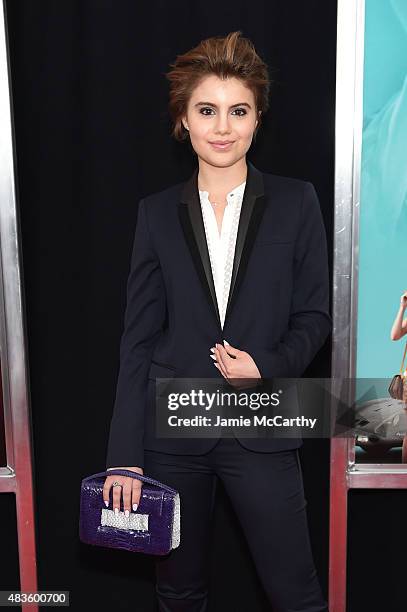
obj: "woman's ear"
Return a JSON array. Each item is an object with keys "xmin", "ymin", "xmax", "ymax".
[{"xmin": 181, "ymin": 117, "xmax": 189, "ymax": 131}]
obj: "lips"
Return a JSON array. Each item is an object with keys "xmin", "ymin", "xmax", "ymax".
[{"xmin": 209, "ymin": 141, "xmax": 235, "ymax": 150}]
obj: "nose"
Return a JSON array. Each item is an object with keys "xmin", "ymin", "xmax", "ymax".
[{"xmin": 214, "ymin": 111, "xmax": 232, "ymax": 135}]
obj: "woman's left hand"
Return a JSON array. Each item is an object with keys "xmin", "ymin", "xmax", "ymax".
[{"xmin": 211, "ymin": 340, "xmax": 262, "ymax": 389}]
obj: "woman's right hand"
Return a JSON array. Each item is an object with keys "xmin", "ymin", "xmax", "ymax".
[
  {"xmin": 401, "ymin": 291, "xmax": 407, "ymax": 309},
  {"xmin": 103, "ymin": 466, "xmax": 144, "ymax": 516}
]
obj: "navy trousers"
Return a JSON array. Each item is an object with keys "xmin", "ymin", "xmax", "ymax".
[{"xmin": 144, "ymin": 436, "xmax": 329, "ymax": 612}]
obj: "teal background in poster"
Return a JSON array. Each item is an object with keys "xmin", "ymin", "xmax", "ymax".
[{"xmin": 356, "ymin": 0, "xmax": 407, "ymax": 393}]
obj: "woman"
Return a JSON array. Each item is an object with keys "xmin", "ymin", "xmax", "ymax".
[
  {"xmin": 103, "ymin": 31, "xmax": 331, "ymax": 612},
  {"xmin": 390, "ymin": 290, "xmax": 407, "ymax": 462}
]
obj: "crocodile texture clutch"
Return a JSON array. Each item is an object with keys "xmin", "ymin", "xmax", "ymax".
[{"xmin": 79, "ymin": 468, "xmax": 181, "ymax": 555}]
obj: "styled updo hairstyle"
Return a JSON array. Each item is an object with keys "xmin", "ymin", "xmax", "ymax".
[{"xmin": 165, "ymin": 31, "xmax": 271, "ymax": 142}]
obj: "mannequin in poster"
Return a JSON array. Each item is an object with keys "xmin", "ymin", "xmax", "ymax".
[{"xmin": 390, "ymin": 290, "xmax": 407, "ymax": 461}]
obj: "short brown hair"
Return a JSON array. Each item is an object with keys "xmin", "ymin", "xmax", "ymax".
[{"xmin": 165, "ymin": 31, "xmax": 271, "ymax": 142}]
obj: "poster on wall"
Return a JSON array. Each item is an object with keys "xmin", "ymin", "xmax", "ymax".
[{"xmin": 355, "ymin": 0, "xmax": 407, "ymax": 463}]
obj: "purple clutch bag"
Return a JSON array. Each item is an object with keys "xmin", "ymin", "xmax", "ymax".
[{"xmin": 79, "ymin": 468, "xmax": 181, "ymax": 555}]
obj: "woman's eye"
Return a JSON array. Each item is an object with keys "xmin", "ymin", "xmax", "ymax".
[
  {"xmin": 200, "ymin": 107, "xmax": 215, "ymax": 115},
  {"xmin": 233, "ymin": 108, "xmax": 247, "ymax": 116},
  {"xmin": 199, "ymin": 107, "xmax": 247, "ymax": 116}
]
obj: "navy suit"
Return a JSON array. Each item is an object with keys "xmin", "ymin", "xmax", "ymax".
[
  {"xmin": 105, "ymin": 160, "xmax": 332, "ymax": 470},
  {"xmin": 105, "ymin": 161, "xmax": 331, "ymax": 611}
]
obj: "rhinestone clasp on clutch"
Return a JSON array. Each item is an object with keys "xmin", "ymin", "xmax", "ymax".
[{"xmin": 100, "ymin": 508, "xmax": 149, "ymax": 531}]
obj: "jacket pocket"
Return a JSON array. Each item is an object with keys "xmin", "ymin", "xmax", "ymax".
[
  {"xmin": 148, "ymin": 360, "xmax": 178, "ymax": 381},
  {"xmin": 256, "ymin": 239, "xmax": 294, "ymax": 245}
]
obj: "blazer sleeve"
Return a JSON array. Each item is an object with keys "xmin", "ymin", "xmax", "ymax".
[
  {"xmin": 105, "ymin": 198, "xmax": 166, "ymax": 469},
  {"xmin": 251, "ymin": 181, "xmax": 332, "ymax": 379}
]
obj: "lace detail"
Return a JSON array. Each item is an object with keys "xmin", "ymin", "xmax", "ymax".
[{"xmin": 198, "ymin": 181, "xmax": 246, "ymax": 329}]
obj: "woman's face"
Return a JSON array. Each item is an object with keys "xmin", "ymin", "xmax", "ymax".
[{"xmin": 182, "ymin": 74, "xmax": 259, "ymax": 168}]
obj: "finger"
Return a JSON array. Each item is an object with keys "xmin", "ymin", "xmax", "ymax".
[
  {"xmin": 215, "ymin": 344, "xmax": 228, "ymax": 373},
  {"xmin": 102, "ymin": 479, "xmax": 112, "ymax": 507},
  {"xmin": 214, "ymin": 360, "xmax": 227, "ymax": 378},
  {"xmin": 122, "ymin": 478, "xmax": 132, "ymax": 516},
  {"xmin": 221, "ymin": 342, "xmax": 240, "ymax": 361},
  {"xmin": 216, "ymin": 342, "xmax": 229, "ymax": 359},
  {"xmin": 112, "ymin": 482, "xmax": 124, "ymax": 513},
  {"xmin": 216, "ymin": 343, "xmax": 230, "ymax": 369},
  {"xmin": 214, "ymin": 346, "xmax": 230, "ymax": 379},
  {"xmin": 222, "ymin": 339, "xmax": 238, "ymax": 358},
  {"xmin": 132, "ymin": 478, "xmax": 143, "ymax": 511},
  {"xmin": 216, "ymin": 343, "xmax": 237, "ymax": 376}
]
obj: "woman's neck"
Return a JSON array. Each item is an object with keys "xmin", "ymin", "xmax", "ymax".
[{"xmin": 197, "ymin": 158, "xmax": 247, "ymax": 195}]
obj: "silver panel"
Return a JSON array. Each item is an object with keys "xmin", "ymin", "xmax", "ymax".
[{"xmin": 0, "ymin": 0, "xmax": 39, "ymax": 605}]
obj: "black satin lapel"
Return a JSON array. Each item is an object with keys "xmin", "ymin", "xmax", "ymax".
[
  {"xmin": 224, "ymin": 193, "xmax": 266, "ymax": 323},
  {"xmin": 178, "ymin": 169, "xmax": 221, "ymax": 328},
  {"xmin": 223, "ymin": 161, "xmax": 265, "ymax": 325},
  {"xmin": 178, "ymin": 160, "xmax": 265, "ymax": 330}
]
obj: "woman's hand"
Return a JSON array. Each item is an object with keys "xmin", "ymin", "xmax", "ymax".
[
  {"xmin": 390, "ymin": 292, "xmax": 407, "ymax": 339},
  {"xmin": 103, "ymin": 466, "xmax": 144, "ymax": 516},
  {"xmin": 211, "ymin": 340, "xmax": 262, "ymax": 389}
]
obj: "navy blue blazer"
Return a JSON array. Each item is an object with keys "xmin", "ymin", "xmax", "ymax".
[{"xmin": 105, "ymin": 161, "xmax": 332, "ymax": 469}]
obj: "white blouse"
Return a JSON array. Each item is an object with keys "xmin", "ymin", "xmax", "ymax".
[{"xmin": 198, "ymin": 180, "xmax": 246, "ymax": 330}]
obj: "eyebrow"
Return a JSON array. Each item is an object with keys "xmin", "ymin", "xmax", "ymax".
[{"xmin": 194, "ymin": 101, "xmax": 252, "ymax": 109}]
